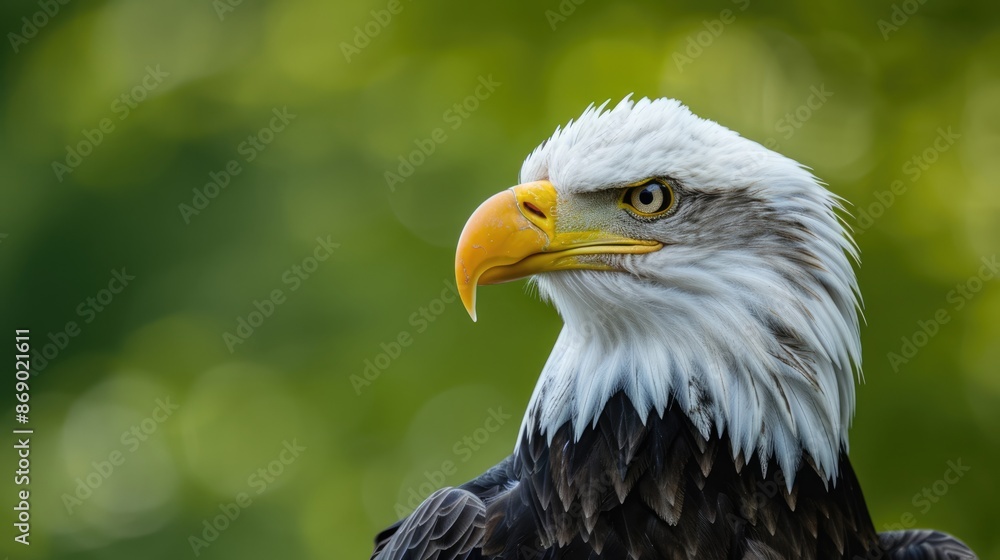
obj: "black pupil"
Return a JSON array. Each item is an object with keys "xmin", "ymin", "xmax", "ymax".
[{"xmin": 638, "ymin": 186, "xmax": 656, "ymax": 206}]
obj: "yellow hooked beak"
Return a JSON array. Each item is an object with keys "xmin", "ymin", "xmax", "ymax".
[{"xmin": 455, "ymin": 180, "xmax": 662, "ymax": 320}]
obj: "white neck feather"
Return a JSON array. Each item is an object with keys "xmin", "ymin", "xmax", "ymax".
[{"xmin": 517, "ymin": 239, "xmax": 861, "ymax": 488}]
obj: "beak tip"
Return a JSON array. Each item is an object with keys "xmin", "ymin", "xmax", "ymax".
[
  {"xmin": 457, "ymin": 276, "xmax": 478, "ymax": 322},
  {"xmin": 462, "ymin": 297, "xmax": 478, "ymax": 322}
]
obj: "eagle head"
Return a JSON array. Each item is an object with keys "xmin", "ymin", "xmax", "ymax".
[{"xmin": 455, "ymin": 96, "xmax": 862, "ymax": 486}]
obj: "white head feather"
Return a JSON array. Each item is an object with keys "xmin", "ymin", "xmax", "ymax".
[{"xmin": 514, "ymin": 96, "xmax": 862, "ymax": 486}]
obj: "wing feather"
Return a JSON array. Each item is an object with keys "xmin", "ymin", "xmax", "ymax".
[
  {"xmin": 371, "ymin": 456, "xmax": 516, "ymax": 560},
  {"xmin": 879, "ymin": 530, "xmax": 978, "ymax": 560},
  {"xmin": 372, "ymin": 488, "xmax": 485, "ymax": 560}
]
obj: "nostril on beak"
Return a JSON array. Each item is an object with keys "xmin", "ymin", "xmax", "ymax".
[{"xmin": 522, "ymin": 201, "xmax": 547, "ymax": 220}]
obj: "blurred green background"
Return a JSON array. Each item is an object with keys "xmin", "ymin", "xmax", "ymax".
[{"xmin": 1, "ymin": 0, "xmax": 998, "ymax": 558}]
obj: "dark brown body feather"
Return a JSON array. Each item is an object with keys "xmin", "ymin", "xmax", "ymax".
[
  {"xmin": 483, "ymin": 391, "xmax": 878, "ymax": 560},
  {"xmin": 372, "ymin": 391, "xmax": 976, "ymax": 560}
]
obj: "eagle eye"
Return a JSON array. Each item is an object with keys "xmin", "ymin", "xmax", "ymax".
[{"xmin": 620, "ymin": 180, "xmax": 675, "ymax": 219}]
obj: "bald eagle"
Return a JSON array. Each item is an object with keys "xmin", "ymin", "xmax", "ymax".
[{"xmin": 371, "ymin": 97, "xmax": 976, "ymax": 560}]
